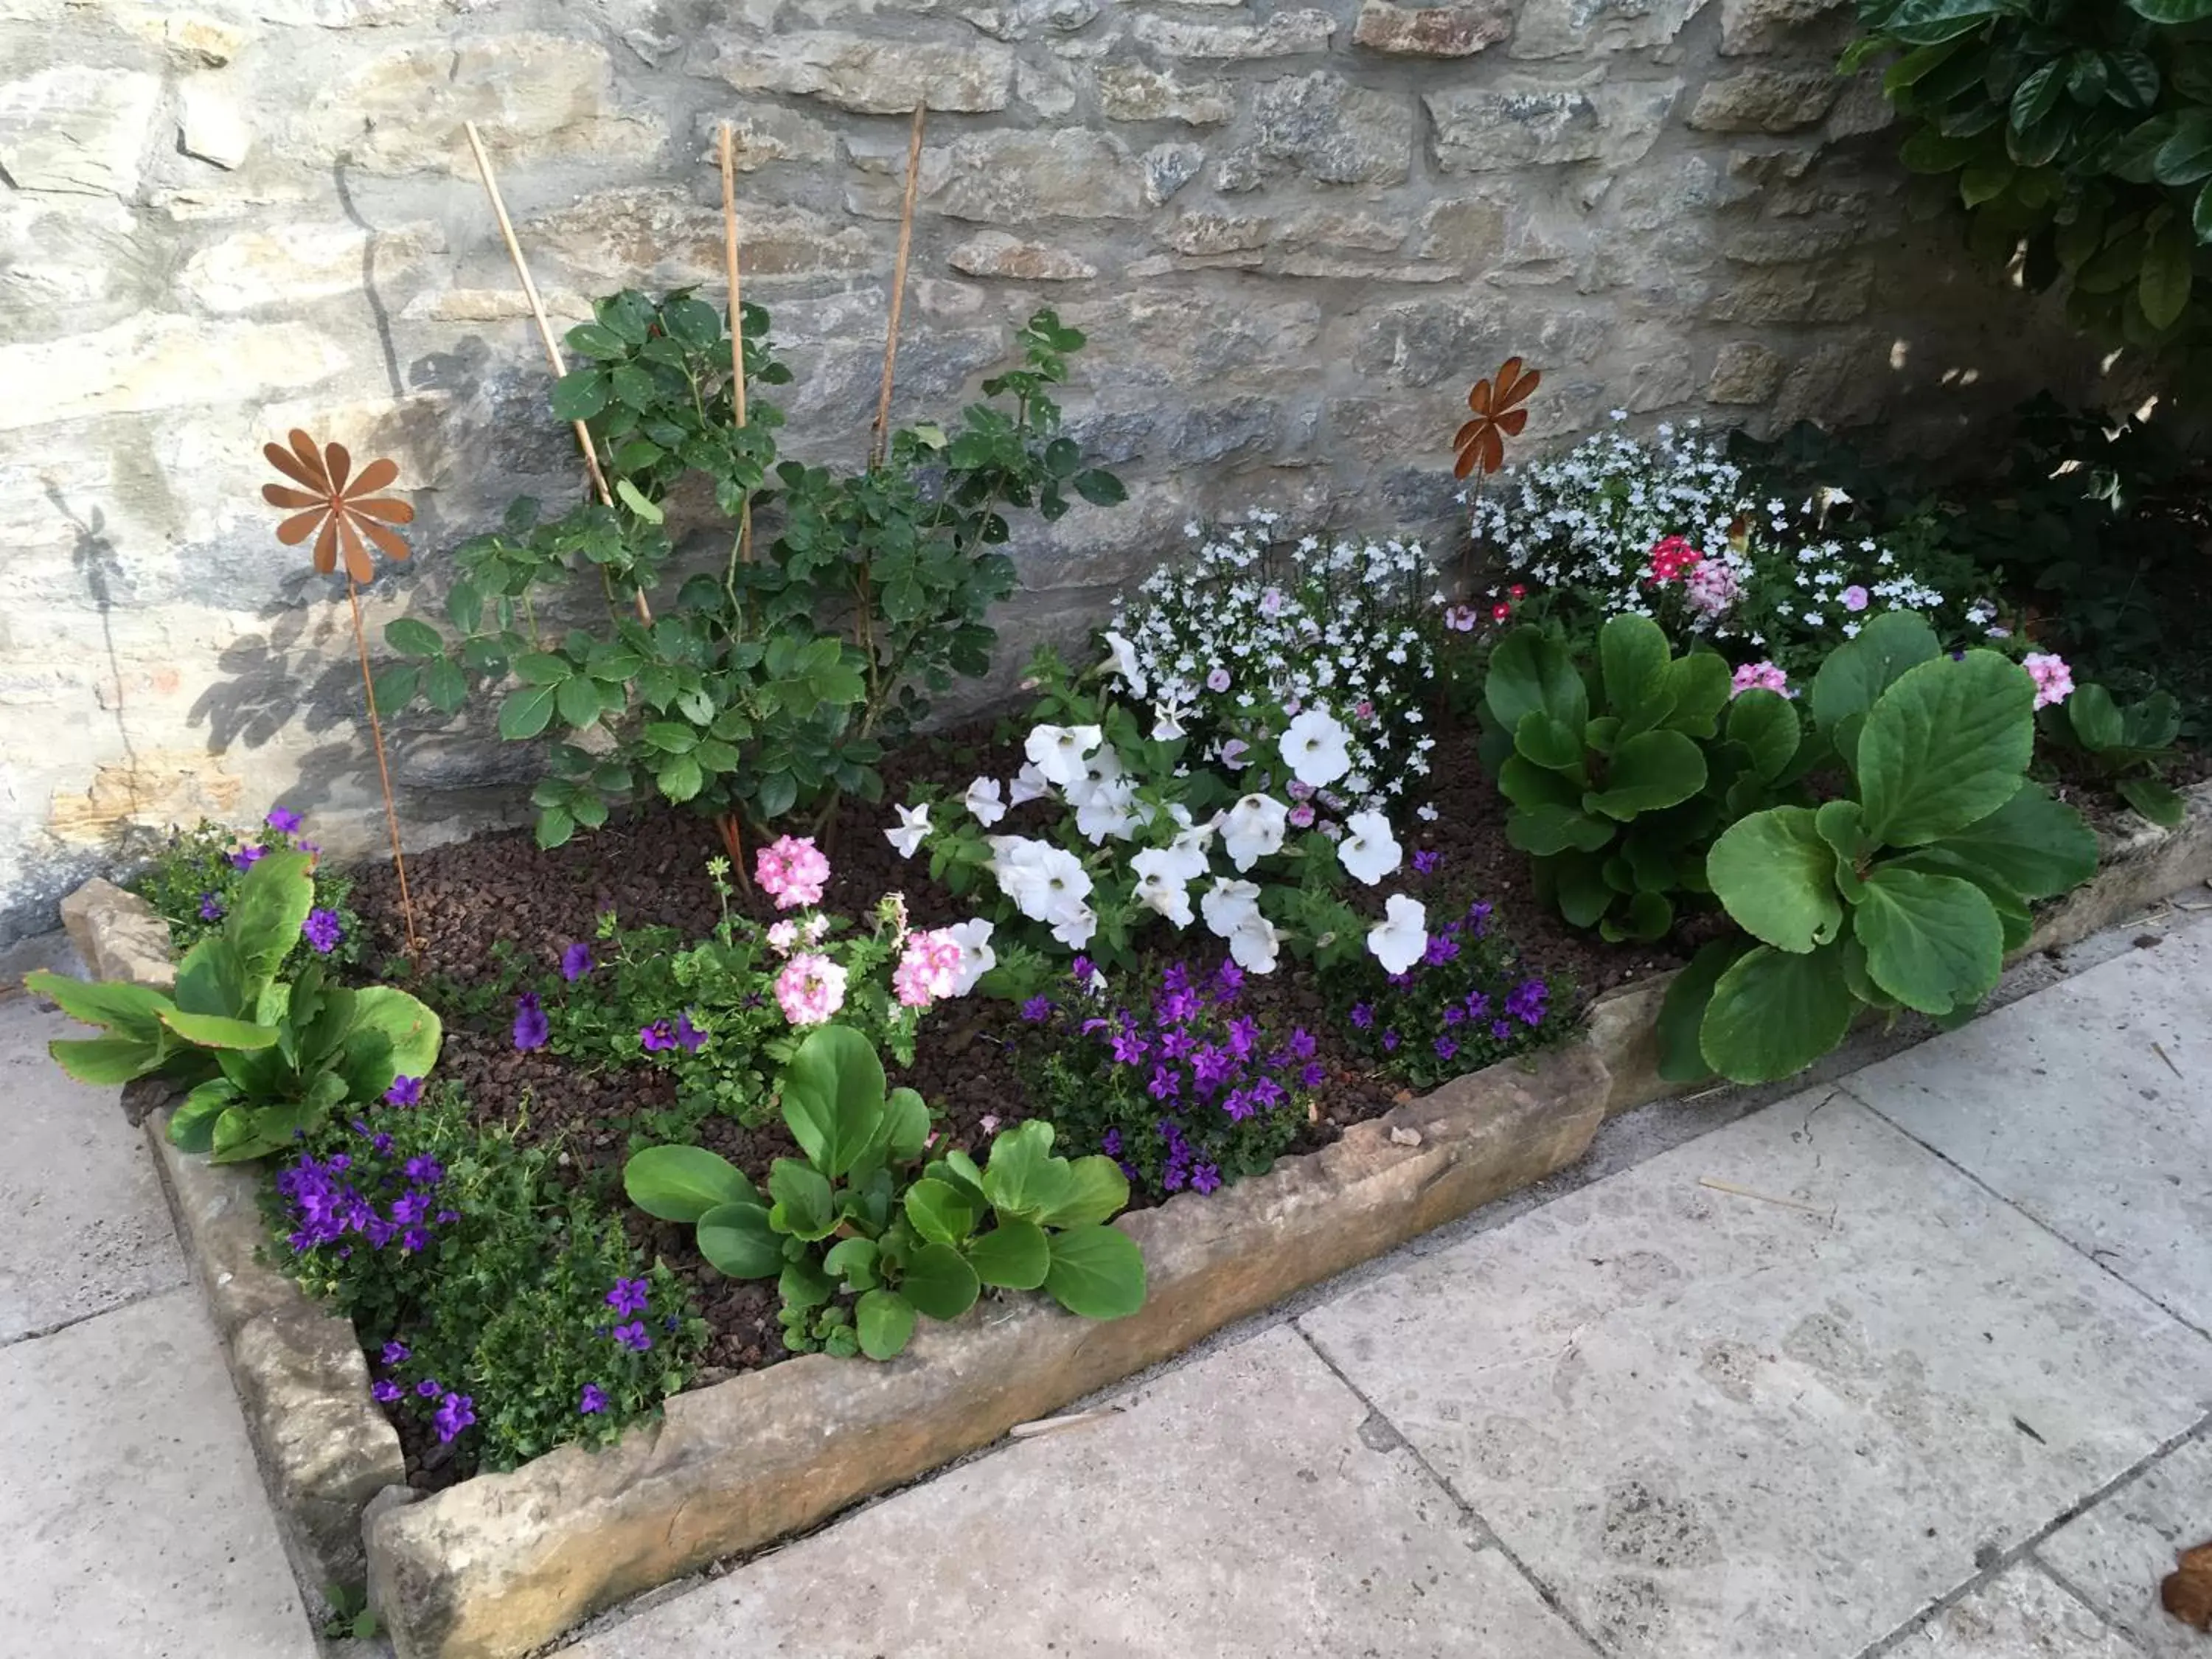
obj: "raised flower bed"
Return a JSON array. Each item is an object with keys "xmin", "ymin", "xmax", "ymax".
[{"xmin": 66, "ymin": 772, "xmax": 2212, "ymax": 1659}]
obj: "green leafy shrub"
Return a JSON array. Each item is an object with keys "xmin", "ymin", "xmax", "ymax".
[
  {"xmin": 29, "ymin": 850, "xmax": 440, "ymax": 1163},
  {"xmin": 2043, "ymin": 681, "xmax": 2189, "ymax": 825},
  {"xmin": 267, "ymin": 1081, "xmax": 703, "ymax": 1473},
  {"xmin": 130, "ymin": 811, "xmax": 365, "ymax": 973},
  {"xmin": 1660, "ymin": 613, "xmax": 2100, "ymax": 1084},
  {"xmin": 1848, "ymin": 0, "xmax": 2212, "ymax": 354},
  {"xmin": 383, "ymin": 291, "xmax": 1124, "ymax": 847},
  {"xmin": 625, "ymin": 1025, "xmax": 1145, "ymax": 1360},
  {"xmin": 1479, "ymin": 614, "xmax": 1820, "ymax": 942}
]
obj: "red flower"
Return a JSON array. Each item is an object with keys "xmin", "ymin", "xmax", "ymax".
[
  {"xmin": 1508, "ymin": 583, "xmax": 1527, "ymax": 599},
  {"xmin": 1647, "ymin": 535, "xmax": 1703, "ymax": 584},
  {"xmin": 1491, "ymin": 602, "xmax": 1512, "ymax": 622}
]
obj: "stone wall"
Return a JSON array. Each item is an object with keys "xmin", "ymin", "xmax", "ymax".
[{"xmin": 0, "ymin": 0, "xmax": 2096, "ymax": 944}]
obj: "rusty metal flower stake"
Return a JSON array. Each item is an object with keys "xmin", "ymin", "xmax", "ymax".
[
  {"xmin": 1453, "ymin": 356, "xmax": 1543, "ymax": 479},
  {"xmin": 261, "ymin": 429, "xmax": 423, "ymax": 954}
]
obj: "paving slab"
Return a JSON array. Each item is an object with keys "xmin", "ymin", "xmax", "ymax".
[
  {"xmin": 0, "ymin": 1287, "xmax": 316, "ymax": 1658},
  {"xmin": 0, "ymin": 995, "xmax": 184, "ymax": 1344},
  {"xmin": 563, "ymin": 1323, "xmax": 1599, "ymax": 1659},
  {"xmin": 1299, "ymin": 1092, "xmax": 2212, "ymax": 1659},
  {"xmin": 2039, "ymin": 1432, "xmax": 2212, "ymax": 1658},
  {"xmin": 1843, "ymin": 922, "xmax": 2212, "ymax": 1335},
  {"xmin": 1901, "ymin": 1564, "xmax": 2141, "ymax": 1658}
]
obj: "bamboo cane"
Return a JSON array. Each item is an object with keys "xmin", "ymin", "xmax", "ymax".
[{"xmin": 869, "ymin": 104, "xmax": 928, "ymax": 471}]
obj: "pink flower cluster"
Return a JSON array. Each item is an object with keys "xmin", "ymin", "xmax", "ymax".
[
  {"xmin": 765, "ymin": 915, "xmax": 829, "ymax": 956},
  {"xmin": 2023, "ymin": 652, "xmax": 2073, "ymax": 710},
  {"xmin": 773, "ymin": 952, "xmax": 848, "ymax": 1026},
  {"xmin": 891, "ymin": 929, "xmax": 963, "ymax": 1010},
  {"xmin": 756, "ymin": 835, "xmax": 830, "ymax": 911},
  {"xmin": 1730, "ymin": 661, "xmax": 1792, "ymax": 699},
  {"xmin": 1683, "ymin": 560, "xmax": 1739, "ymax": 621}
]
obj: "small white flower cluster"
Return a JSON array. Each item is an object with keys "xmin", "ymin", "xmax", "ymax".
[
  {"xmin": 1106, "ymin": 512, "xmax": 1441, "ymax": 816},
  {"xmin": 887, "ymin": 711, "xmax": 1438, "ymax": 977}
]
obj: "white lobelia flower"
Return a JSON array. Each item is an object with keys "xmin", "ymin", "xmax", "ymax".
[
  {"xmin": 945, "ymin": 919, "xmax": 996, "ymax": 996},
  {"xmin": 1102, "ymin": 630, "xmax": 1148, "ymax": 698},
  {"xmin": 884, "ymin": 801, "xmax": 931, "ymax": 859},
  {"xmin": 1200, "ymin": 877, "xmax": 1263, "ymax": 941},
  {"xmin": 1367, "ymin": 894, "xmax": 1427, "ymax": 975},
  {"xmin": 1130, "ymin": 847, "xmax": 1197, "ymax": 928},
  {"xmin": 1151, "ymin": 698, "xmax": 1189, "ymax": 742},
  {"xmin": 1025, "ymin": 723, "xmax": 1103, "ymax": 790},
  {"xmin": 988, "ymin": 835, "xmax": 1094, "ymax": 925},
  {"xmin": 1074, "ymin": 779, "xmax": 1143, "ymax": 845},
  {"xmin": 1337, "ymin": 810, "xmax": 1402, "ymax": 886},
  {"xmin": 1049, "ymin": 903, "xmax": 1098, "ymax": 951},
  {"xmin": 962, "ymin": 776, "xmax": 1006, "ymax": 828},
  {"xmin": 1224, "ymin": 910, "xmax": 1283, "ymax": 975},
  {"xmin": 1218, "ymin": 793, "xmax": 1289, "ymax": 872},
  {"xmin": 1006, "ymin": 762, "xmax": 1053, "ymax": 807},
  {"xmin": 1281, "ymin": 706, "xmax": 1353, "ymax": 788}
]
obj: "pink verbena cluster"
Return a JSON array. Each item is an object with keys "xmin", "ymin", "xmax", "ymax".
[
  {"xmin": 891, "ymin": 929, "xmax": 964, "ymax": 1011},
  {"xmin": 773, "ymin": 953, "xmax": 848, "ymax": 1026},
  {"xmin": 2023, "ymin": 652, "xmax": 2073, "ymax": 711},
  {"xmin": 1682, "ymin": 559, "xmax": 1739, "ymax": 620},
  {"xmin": 755, "ymin": 835, "xmax": 830, "ymax": 910}
]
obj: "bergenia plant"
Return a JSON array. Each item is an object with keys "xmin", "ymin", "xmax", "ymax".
[
  {"xmin": 500, "ymin": 843, "xmax": 995, "ymax": 1130},
  {"xmin": 894, "ymin": 649, "xmax": 1438, "ymax": 978}
]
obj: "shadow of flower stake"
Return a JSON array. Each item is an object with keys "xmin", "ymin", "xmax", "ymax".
[{"xmin": 260, "ymin": 429, "xmax": 423, "ymax": 953}]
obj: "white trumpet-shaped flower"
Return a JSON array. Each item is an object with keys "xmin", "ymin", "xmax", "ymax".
[
  {"xmin": 945, "ymin": 919, "xmax": 995, "ymax": 996},
  {"xmin": 884, "ymin": 801, "xmax": 931, "ymax": 860},
  {"xmin": 1281, "ymin": 706, "xmax": 1352, "ymax": 789},
  {"xmin": 1024, "ymin": 723, "xmax": 1102, "ymax": 790},
  {"xmin": 987, "ymin": 835, "xmax": 1093, "ymax": 928},
  {"xmin": 1201, "ymin": 877, "xmax": 1263, "ymax": 941},
  {"xmin": 1102, "ymin": 630, "xmax": 1147, "ymax": 698},
  {"xmin": 1337, "ymin": 809, "xmax": 1402, "ymax": 886},
  {"xmin": 1006, "ymin": 762, "xmax": 1052, "ymax": 807},
  {"xmin": 1130, "ymin": 847, "xmax": 1197, "ymax": 928},
  {"xmin": 962, "ymin": 776, "xmax": 1006, "ymax": 828},
  {"xmin": 1367, "ymin": 893, "xmax": 1427, "ymax": 975}
]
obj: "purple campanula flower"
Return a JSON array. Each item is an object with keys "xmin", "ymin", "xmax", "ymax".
[
  {"xmin": 512, "ymin": 992, "xmax": 549, "ymax": 1051},
  {"xmin": 1287, "ymin": 1028, "xmax": 1316, "ymax": 1060},
  {"xmin": 415, "ymin": 1377, "xmax": 441, "ymax": 1399},
  {"xmin": 434, "ymin": 1392, "xmax": 476, "ymax": 1442},
  {"xmin": 1158, "ymin": 1026, "xmax": 1196, "ymax": 1061},
  {"xmin": 1299, "ymin": 1060, "xmax": 1326, "ymax": 1089},
  {"xmin": 229, "ymin": 844, "xmax": 266, "ymax": 872},
  {"xmin": 391, "ymin": 1192, "xmax": 431, "ymax": 1225},
  {"xmin": 1491, "ymin": 1018, "xmax": 1514, "ymax": 1041},
  {"xmin": 1147, "ymin": 1063, "xmax": 1181, "ymax": 1102},
  {"xmin": 639, "ymin": 1020, "xmax": 675, "ymax": 1053},
  {"xmin": 198, "ymin": 892, "xmax": 226, "ymax": 922},
  {"xmin": 1192, "ymin": 1162, "xmax": 1222, "ymax": 1194},
  {"xmin": 675, "ymin": 1011, "xmax": 708, "ymax": 1051},
  {"xmin": 369, "ymin": 1131, "xmax": 394, "ymax": 1156},
  {"xmin": 400, "ymin": 1225, "xmax": 431, "ymax": 1252},
  {"xmin": 1100, "ymin": 1127, "xmax": 1122, "ymax": 1155},
  {"xmin": 1465, "ymin": 901, "xmax": 1492, "ymax": 936},
  {"xmin": 302, "ymin": 908, "xmax": 343, "ymax": 954},
  {"xmin": 1443, "ymin": 1005, "xmax": 1465, "ymax": 1026},
  {"xmin": 1108, "ymin": 1024, "xmax": 1149, "ymax": 1065},
  {"xmin": 1226, "ymin": 1015, "xmax": 1259, "ymax": 1059},
  {"xmin": 1350, "ymin": 1002, "xmax": 1374, "ymax": 1030},
  {"xmin": 1387, "ymin": 970, "xmax": 1414, "ymax": 988},
  {"xmin": 1157, "ymin": 984, "xmax": 1201, "ymax": 1026},
  {"xmin": 580, "ymin": 1383, "xmax": 609, "ymax": 1415},
  {"xmin": 266, "ymin": 807, "xmax": 305, "ymax": 835},
  {"xmin": 1071, "ymin": 956, "xmax": 1098, "ymax": 984},
  {"xmin": 385, "ymin": 1075, "xmax": 423, "ymax": 1107},
  {"xmin": 1382, "ymin": 1029, "xmax": 1399, "ymax": 1051},
  {"xmin": 1506, "ymin": 978, "xmax": 1550, "ymax": 1027},
  {"xmin": 612, "ymin": 1321, "xmax": 653, "ymax": 1352},
  {"xmin": 606, "ymin": 1278, "xmax": 650, "ymax": 1317},
  {"xmin": 560, "ymin": 942, "xmax": 594, "ymax": 981},
  {"xmin": 1248, "ymin": 1076, "xmax": 1284, "ymax": 1113},
  {"xmin": 1464, "ymin": 992, "xmax": 1491, "ymax": 1020},
  {"xmin": 1412, "ymin": 849, "xmax": 1441, "ymax": 876},
  {"xmin": 1434, "ymin": 1035, "xmax": 1458, "ymax": 1060},
  {"xmin": 1222, "ymin": 1088, "xmax": 1255, "ymax": 1123},
  {"xmin": 1212, "ymin": 961, "xmax": 1244, "ymax": 1001},
  {"xmin": 381, "ymin": 1340, "xmax": 409, "ymax": 1366},
  {"xmin": 1422, "ymin": 935, "xmax": 1461, "ymax": 968},
  {"xmin": 403, "ymin": 1155, "xmax": 443, "ymax": 1186},
  {"xmin": 1191, "ymin": 1044, "xmax": 1237, "ymax": 1094},
  {"xmin": 372, "ymin": 1380, "xmax": 401, "ymax": 1404},
  {"xmin": 1020, "ymin": 995, "xmax": 1054, "ymax": 1023}
]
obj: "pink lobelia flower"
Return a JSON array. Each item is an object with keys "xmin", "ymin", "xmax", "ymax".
[
  {"xmin": 756, "ymin": 835, "xmax": 831, "ymax": 910},
  {"xmin": 1729, "ymin": 661, "xmax": 1792, "ymax": 699},
  {"xmin": 2023, "ymin": 652, "xmax": 2073, "ymax": 710},
  {"xmin": 773, "ymin": 953, "xmax": 849, "ymax": 1026}
]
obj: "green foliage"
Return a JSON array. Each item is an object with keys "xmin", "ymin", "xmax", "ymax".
[
  {"xmin": 1850, "ymin": 0, "xmax": 2212, "ymax": 361},
  {"xmin": 2042, "ymin": 681, "xmax": 2190, "ymax": 825},
  {"xmin": 267, "ymin": 1082, "xmax": 703, "ymax": 1475},
  {"xmin": 1479, "ymin": 615, "xmax": 1818, "ymax": 942},
  {"xmin": 31, "ymin": 852, "xmax": 440, "ymax": 1163},
  {"xmin": 386, "ymin": 292, "xmax": 1122, "ymax": 846},
  {"xmin": 128, "ymin": 815, "xmax": 366, "ymax": 973},
  {"xmin": 625, "ymin": 1026, "xmax": 1144, "ymax": 1359},
  {"xmin": 1664, "ymin": 613, "xmax": 2098, "ymax": 1084}
]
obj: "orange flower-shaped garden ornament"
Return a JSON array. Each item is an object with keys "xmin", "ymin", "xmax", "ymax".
[
  {"xmin": 1453, "ymin": 357, "xmax": 1542, "ymax": 479},
  {"xmin": 262, "ymin": 430, "xmax": 414, "ymax": 582}
]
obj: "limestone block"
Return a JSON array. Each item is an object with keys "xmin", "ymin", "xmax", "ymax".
[
  {"xmin": 1132, "ymin": 10, "xmax": 1335, "ymax": 59},
  {"xmin": 0, "ymin": 316, "xmax": 349, "ymax": 431},
  {"xmin": 1512, "ymin": 0, "xmax": 1711, "ymax": 58},
  {"xmin": 1689, "ymin": 67, "xmax": 1840, "ymax": 133},
  {"xmin": 178, "ymin": 80, "xmax": 252, "ymax": 170},
  {"xmin": 1230, "ymin": 73, "xmax": 1415, "ymax": 187},
  {"xmin": 710, "ymin": 31, "xmax": 1014, "ymax": 114},
  {"xmin": 931, "ymin": 131, "xmax": 1150, "ymax": 223},
  {"xmin": 1018, "ymin": 57, "xmax": 1079, "ymax": 119},
  {"xmin": 1707, "ymin": 340, "xmax": 1786, "ymax": 403},
  {"xmin": 1163, "ymin": 212, "xmax": 1274, "ymax": 256},
  {"xmin": 0, "ymin": 68, "xmax": 161, "ymax": 198},
  {"xmin": 1705, "ymin": 257, "xmax": 1872, "ymax": 323},
  {"xmin": 957, "ymin": 0, "xmax": 1103, "ymax": 39},
  {"xmin": 526, "ymin": 189, "xmax": 877, "ymax": 288},
  {"xmin": 1427, "ymin": 74, "xmax": 1680, "ymax": 173},
  {"xmin": 58, "ymin": 879, "xmax": 175, "ymax": 992},
  {"xmin": 1352, "ymin": 0, "xmax": 1512, "ymax": 56},
  {"xmin": 1144, "ymin": 142, "xmax": 1206, "ymax": 205},
  {"xmin": 686, "ymin": 107, "xmax": 838, "ymax": 172},
  {"xmin": 0, "ymin": 195, "xmax": 152, "ymax": 334},
  {"xmin": 1097, "ymin": 64, "xmax": 1234, "ymax": 125},
  {"xmin": 1281, "ymin": 208, "xmax": 1408, "ymax": 253},
  {"xmin": 179, "ymin": 223, "xmax": 436, "ymax": 313},
  {"xmin": 1720, "ymin": 0, "xmax": 1851, "ymax": 55},
  {"xmin": 1414, "ymin": 197, "xmax": 1509, "ymax": 264},
  {"xmin": 947, "ymin": 232, "xmax": 1098, "ymax": 280}
]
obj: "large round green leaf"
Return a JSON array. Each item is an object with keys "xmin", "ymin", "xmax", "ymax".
[
  {"xmin": 1725, "ymin": 689, "xmax": 1802, "ymax": 782},
  {"xmin": 1485, "ymin": 629, "xmax": 1588, "ymax": 737},
  {"xmin": 1655, "ymin": 939, "xmax": 1749, "ymax": 1084},
  {"xmin": 1506, "ymin": 804, "xmax": 1615, "ymax": 856},
  {"xmin": 855, "ymin": 1289, "xmax": 917, "ymax": 1360},
  {"xmin": 768, "ymin": 1158, "xmax": 838, "ymax": 1241},
  {"xmin": 1923, "ymin": 782, "xmax": 2097, "ymax": 901},
  {"xmin": 1809, "ymin": 611, "xmax": 1939, "ymax": 736},
  {"xmin": 1498, "ymin": 754, "xmax": 1581, "ymax": 810},
  {"xmin": 902, "ymin": 1178, "xmax": 980, "ymax": 1248},
  {"xmin": 1699, "ymin": 942, "xmax": 1854, "ymax": 1084},
  {"xmin": 779, "ymin": 1024, "xmax": 888, "ymax": 1179},
  {"xmin": 625, "ymin": 1145, "xmax": 757, "ymax": 1222},
  {"xmin": 1585, "ymin": 729, "xmax": 1707, "ymax": 820},
  {"xmin": 348, "ymin": 987, "xmax": 442, "ymax": 1080},
  {"xmin": 981, "ymin": 1120, "xmax": 1076, "ymax": 1223},
  {"xmin": 1706, "ymin": 807, "xmax": 1843, "ymax": 953},
  {"xmin": 966, "ymin": 1221, "xmax": 1051, "ymax": 1290},
  {"xmin": 1043, "ymin": 1225, "xmax": 1147, "ymax": 1321},
  {"xmin": 1599, "ymin": 613, "xmax": 1672, "ymax": 726},
  {"xmin": 696, "ymin": 1201, "xmax": 781, "ymax": 1279},
  {"xmin": 898, "ymin": 1241, "xmax": 980, "ymax": 1321},
  {"xmin": 1514, "ymin": 709, "xmax": 1585, "ymax": 773},
  {"xmin": 1035, "ymin": 1156, "xmax": 1130, "ymax": 1229},
  {"xmin": 1659, "ymin": 652, "xmax": 1731, "ymax": 737},
  {"xmin": 1857, "ymin": 652, "xmax": 2034, "ymax": 847},
  {"xmin": 1851, "ymin": 866, "xmax": 2003, "ymax": 1016}
]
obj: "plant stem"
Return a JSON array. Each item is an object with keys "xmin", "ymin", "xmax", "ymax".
[{"xmin": 347, "ymin": 577, "xmax": 422, "ymax": 954}]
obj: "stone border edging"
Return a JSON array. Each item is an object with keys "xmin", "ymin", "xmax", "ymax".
[{"xmin": 58, "ymin": 778, "xmax": 2212, "ymax": 1659}]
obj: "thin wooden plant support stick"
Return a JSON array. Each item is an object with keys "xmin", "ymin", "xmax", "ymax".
[
  {"xmin": 462, "ymin": 119, "xmax": 652, "ymax": 628},
  {"xmin": 347, "ymin": 578, "xmax": 422, "ymax": 953},
  {"xmin": 870, "ymin": 103, "xmax": 928, "ymax": 472},
  {"xmin": 716, "ymin": 119, "xmax": 756, "ymax": 896}
]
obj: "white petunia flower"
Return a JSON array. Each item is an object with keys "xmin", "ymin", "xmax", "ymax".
[
  {"xmin": 1130, "ymin": 847, "xmax": 1197, "ymax": 928},
  {"xmin": 1024, "ymin": 723, "xmax": 1102, "ymax": 790},
  {"xmin": 1367, "ymin": 894, "xmax": 1427, "ymax": 975},
  {"xmin": 1224, "ymin": 910, "xmax": 1283, "ymax": 974},
  {"xmin": 884, "ymin": 801, "xmax": 931, "ymax": 860},
  {"xmin": 1049, "ymin": 903, "xmax": 1098, "ymax": 952},
  {"xmin": 962, "ymin": 776, "xmax": 1006, "ymax": 828},
  {"xmin": 946, "ymin": 919, "xmax": 995, "ymax": 996},
  {"xmin": 1281, "ymin": 707, "xmax": 1352, "ymax": 788},
  {"xmin": 1101, "ymin": 630, "xmax": 1147, "ymax": 698},
  {"xmin": 988, "ymin": 836, "xmax": 1093, "ymax": 926},
  {"xmin": 1337, "ymin": 810, "xmax": 1402, "ymax": 886},
  {"xmin": 1074, "ymin": 779, "xmax": 1142, "ymax": 845},
  {"xmin": 1219, "ymin": 793, "xmax": 1289, "ymax": 871},
  {"xmin": 1200, "ymin": 877, "xmax": 1263, "ymax": 942},
  {"xmin": 1006, "ymin": 762, "xmax": 1052, "ymax": 807}
]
